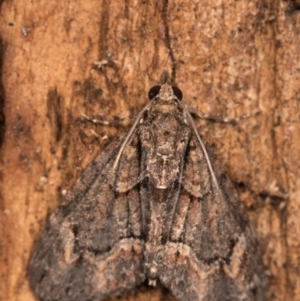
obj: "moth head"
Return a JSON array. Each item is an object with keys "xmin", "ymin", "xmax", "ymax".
[{"xmin": 148, "ymin": 84, "xmax": 183, "ymax": 102}]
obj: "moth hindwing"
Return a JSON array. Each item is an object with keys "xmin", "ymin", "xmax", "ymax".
[{"xmin": 29, "ymin": 83, "xmax": 266, "ymax": 301}]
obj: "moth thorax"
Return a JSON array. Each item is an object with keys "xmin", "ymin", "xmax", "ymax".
[{"xmin": 152, "ymin": 103, "xmax": 178, "ymax": 114}]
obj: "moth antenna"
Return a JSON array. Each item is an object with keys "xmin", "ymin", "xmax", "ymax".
[
  {"xmin": 160, "ymin": 70, "xmax": 171, "ymax": 85},
  {"xmin": 113, "ymin": 101, "xmax": 153, "ymax": 171},
  {"xmin": 160, "ymin": 51, "xmax": 170, "ymax": 73},
  {"xmin": 183, "ymin": 106, "xmax": 225, "ymax": 203}
]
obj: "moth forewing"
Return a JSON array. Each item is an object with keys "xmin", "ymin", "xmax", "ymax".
[
  {"xmin": 183, "ymin": 105, "xmax": 225, "ymax": 203},
  {"xmin": 112, "ymin": 100, "xmax": 154, "ymax": 171}
]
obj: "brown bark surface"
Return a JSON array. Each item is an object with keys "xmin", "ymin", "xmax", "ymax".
[{"xmin": 0, "ymin": 1, "xmax": 299, "ymax": 300}]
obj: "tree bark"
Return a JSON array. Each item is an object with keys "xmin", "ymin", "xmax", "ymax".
[{"xmin": 0, "ymin": 0, "xmax": 300, "ymax": 300}]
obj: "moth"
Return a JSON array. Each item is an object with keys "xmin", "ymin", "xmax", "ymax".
[{"xmin": 29, "ymin": 79, "xmax": 266, "ymax": 301}]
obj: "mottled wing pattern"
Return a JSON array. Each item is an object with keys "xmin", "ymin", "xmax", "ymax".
[
  {"xmin": 29, "ymin": 132, "xmax": 146, "ymax": 301},
  {"xmin": 158, "ymin": 135, "xmax": 266, "ymax": 301},
  {"xmin": 29, "ymin": 81, "xmax": 266, "ymax": 301}
]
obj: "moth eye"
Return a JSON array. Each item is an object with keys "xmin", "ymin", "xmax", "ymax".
[
  {"xmin": 148, "ymin": 86, "xmax": 161, "ymax": 100},
  {"xmin": 172, "ymin": 86, "xmax": 183, "ymax": 101}
]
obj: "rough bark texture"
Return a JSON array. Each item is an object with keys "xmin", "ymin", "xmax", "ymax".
[{"xmin": 0, "ymin": 1, "xmax": 299, "ymax": 301}]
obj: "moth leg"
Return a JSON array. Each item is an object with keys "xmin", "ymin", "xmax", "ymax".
[
  {"xmin": 81, "ymin": 112, "xmax": 138, "ymax": 125},
  {"xmin": 184, "ymin": 104, "xmax": 250, "ymax": 124}
]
